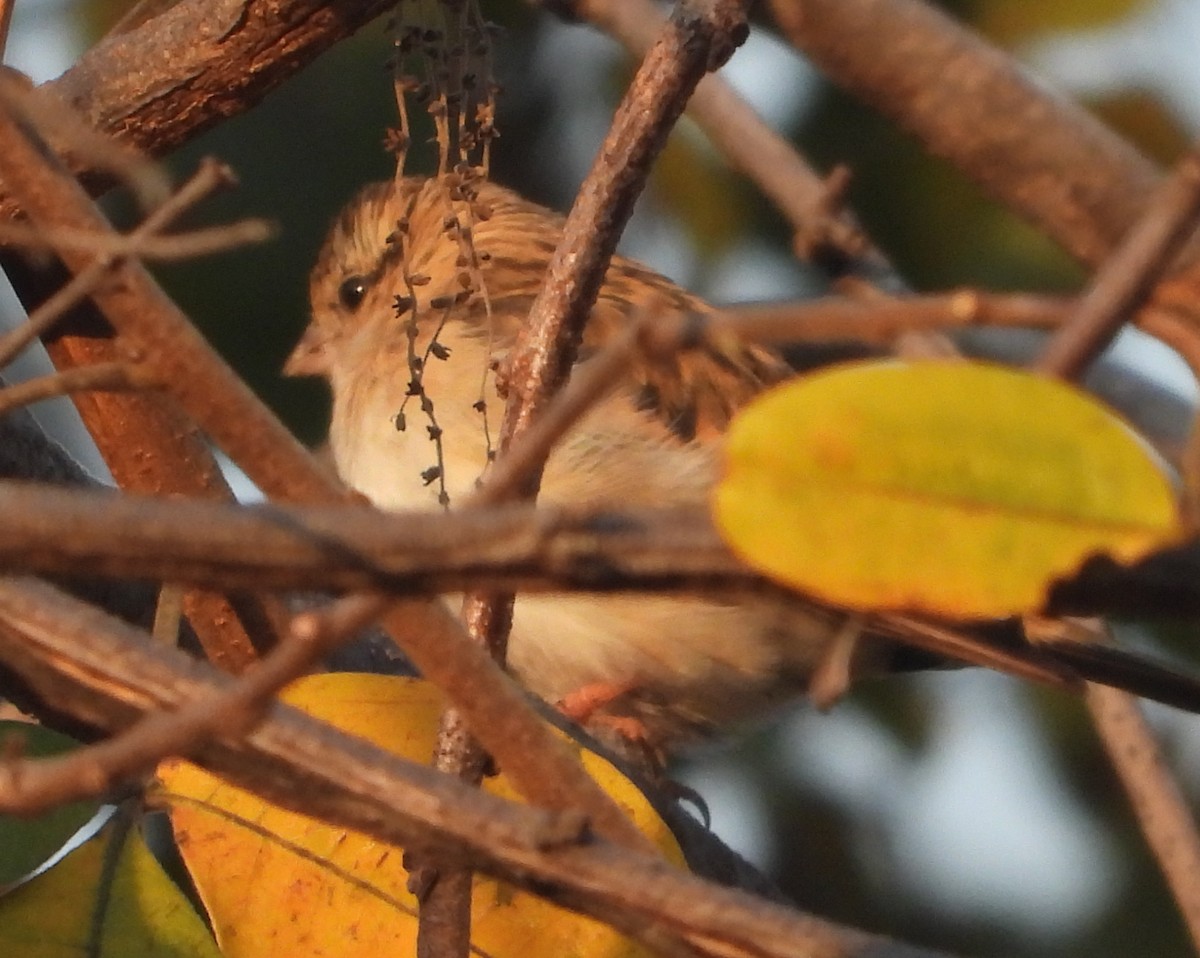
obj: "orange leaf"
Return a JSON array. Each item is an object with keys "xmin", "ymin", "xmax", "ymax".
[{"xmin": 158, "ymin": 674, "xmax": 682, "ymax": 958}]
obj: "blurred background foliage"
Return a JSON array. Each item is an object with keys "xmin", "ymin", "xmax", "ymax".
[{"xmin": 13, "ymin": 0, "xmax": 1200, "ymax": 955}]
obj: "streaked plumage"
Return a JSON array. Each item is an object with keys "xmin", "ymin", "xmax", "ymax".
[
  {"xmin": 288, "ymin": 174, "xmax": 1200, "ymax": 749},
  {"xmin": 287, "ymin": 175, "xmax": 839, "ymax": 748}
]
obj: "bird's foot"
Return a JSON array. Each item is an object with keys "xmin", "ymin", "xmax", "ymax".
[{"xmin": 557, "ymin": 679, "xmax": 640, "ymax": 725}]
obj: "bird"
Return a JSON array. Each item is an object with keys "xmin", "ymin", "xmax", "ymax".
[
  {"xmin": 285, "ymin": 173, "xmax": 1200, "ymax": 754},
  {"xmin": 283, "ymin": 173, "xmax": 863, "ymax": 750}
]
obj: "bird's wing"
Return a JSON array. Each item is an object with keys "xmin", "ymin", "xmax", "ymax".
[{"xmin": 465, "ymin": 181, "xmax": 791, "ymax": 442}]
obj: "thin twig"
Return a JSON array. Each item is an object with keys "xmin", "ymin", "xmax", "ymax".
[
  {"xmin": 0, "ymin": 579, "xmax": 337, "ymax": 813},
  {"xmin": 0, "ymin": 93, "xmax": 330, "ymax": 504},
  {"xmin": 700, "ymin": 292, "xmax": 1072, "ymax": 347},
  {"xmin": 287, "ymin": 593, "xmax": 651, "ymax": 850},
  {"xmin": 1037, "ymin": 145, "xmax": 1200, "ymax": 379},
  {"xmin": 0, "ymin": 157, "xmax": 239, "ymax": 370},
  {"xmin": 1086, "ymin": 658, "xmax": 1200, "ymax": 946},
  {"xmin": 553, "ymin": 0, "xmax": 894, "ymax": 282},
  {"xmin": 466, "ymin": 323, "xmax": 639, "ymax": 507},
  {"xmin": 1023, "ymin": 130, "xmax": 1200, "ymax": 950},
  {"xmin": 0, "ymin": 218, "xmax": 275, "ymax": 261},
  {"xmin": 1, "ymin": 70, "xmax": 171, "ymax": 211},
  {"xmin": 151, "ymin": 582, "xmax": 185, "ymax": 646},
  {"xmin": 0, "ymin": 362, "xmax": 155, "ymax": 419}
]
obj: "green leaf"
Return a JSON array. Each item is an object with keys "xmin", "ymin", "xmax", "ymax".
[
  {"xmin": 0, "ymin": 722, "xmax": 100, "ymax": 886},
  {"xmin": 0, "ymin": 813, "xmax": 219, "ymax": 957}
]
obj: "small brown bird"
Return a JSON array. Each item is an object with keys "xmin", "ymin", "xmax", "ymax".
[
  {"xmin": 285, "ymin": 174, "xmax": 851, "ymax": 749},
  {"xmin": 286, "ymin": 174, "xmax": 1200, "ymax": 751}
]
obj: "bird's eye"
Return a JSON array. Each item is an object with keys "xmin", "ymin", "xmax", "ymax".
[{"xmin": 337, "ymin": 276, "xmax": 369, "ymax": 311}]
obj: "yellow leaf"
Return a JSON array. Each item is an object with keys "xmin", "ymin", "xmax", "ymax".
[
  {"xmin": 0, "ymin": 817, "xmax": 219, "ymax": 958},
  {"xmin": 714, "ymin": 359, "xmax": 1181, "ymax": 618},
  {"xmin": 978, "ymin": 0, "xmax": 1143, "ymax": 48},
  {"xmin": 158, "ymin": 674, "xmax": 682, "ymax": 958}
]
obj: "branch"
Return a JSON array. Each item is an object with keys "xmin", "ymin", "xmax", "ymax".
[
  {"xmin": 1087, "ymin": 640, "xmax": 1200, "ymax": 950},
  {"xmin": 23, "ymin": 476, "xmax": 1200, "ymax": 725},
  {"xmin": 545, "ymin": 0, "xmax": 897, "ymax": 283},
  {"xmin": 0, "ymin": 576, "xmax": 962, "ymax": 958},
  {"xmin": 1037, "ymin": 144, "xmax": 1200, "ymax": 379},
  {"xmin": 1012, "ymin": 115, "xmax": 1200, "ymax": 947},
  {"xmin": 0, "ymin": 128, "xmax": 276, "ymax": 672},
  {"xmin": 0, "ymin": 361, "xmax": 153, "ymax": 419},
  {"xmin": 421, "ymin": 0, "xmax": 761, "ymax": 937},
  {"xmin": 0, "ymin": 94, "xmax": 340, "ymax": 506},
  {"xmin": 0, "ymin": 0, "xmax": 396, "ymax": 218},
  {"xmin": 766, "ymin": 0, "xmax": 1161, "ymax": 268},
  {"xmin": 0, "ymin": 68, "xmax": 640, "ymax": 851},
  {"xmin": 498, "ymin": 0, "xmax": 752, "ymax": 476},
  {"xmin": 0, "ymin": 480, "xmax": 1197, "ymax": 620}
]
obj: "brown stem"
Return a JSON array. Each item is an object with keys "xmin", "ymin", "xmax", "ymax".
[
  {"xmin": 0, "ymin": 158, "xmax": 239, "ymax": 368},
  {"xmin": 467, "ymin": 323, "xmax": 640, "ymax": 507},
  {"xmin": 14, "ymin": 479, "xmax": 1179, "ymax": 706},
  {"xmin": 0, "ymin": 361, "xmax": 153, "ymax": 419},
  {"xmin": 0, "ymin": 0, "xmax": 397, "ymax": 219},
  {"xmin": 767, "ymin": 0, "xmax": 1161, "ymax": 268},
  {"xmin": 500, "ymin": 0, "xmax": 751, "ymax": 446},
  {"xmin": 420, "ymin": 600, "xmax": 506, "ymax": 958},
  {"xmin": 1016, "ymin": 116, "xmax": 1200, "ymax": 952},
  {"xmin": 425, "ymin": 2, "xmax": 759, "ymax": 941},
  {"xmin": 701, "ymin": 293, "xmax": 1072, "ymax": 346},
  {"xmin": 0, "ymin": 577, "xmax": 336, "ymax": 813},
  {"xmin": 0, "ymin": 218, "xmax": 274, "ymax": 261},
  {"xmin": 0, "ymin": 576, "xmax": 963, "ymax": 958},
  {"xmin": 554, "ymin": 0, "xmax": 894, "ymax": 282},
  {"xmin": 0, "ymin": 139, "xmax": 267, "ymax": 672},
  {"xmin": 1087, "ymin": 671, "xmax": 1200, "ymax": 950},
  {"xmin": 422, "ymin": 13, "xmax": 762, "ymax": 944},
  {"xmin": 3, "ymin": 482, "xmax": 1200, "ymax": 623},
  {"xmin": 1037, "ymin": 146, "xmax": 1200, "ymax": 380},
  {"xmin": 0, "ymin": 96, "xmax": 339, "ymax": 505}
]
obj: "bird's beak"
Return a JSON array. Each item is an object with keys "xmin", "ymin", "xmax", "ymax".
[{"xmin": 283, "ymin": 322, "xmax": 328, "ymax": 377}]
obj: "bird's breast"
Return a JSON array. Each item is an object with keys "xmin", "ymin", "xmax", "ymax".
[{"xmin": 329, "ymin": 326, "xmax": 498, "ymax": 511}]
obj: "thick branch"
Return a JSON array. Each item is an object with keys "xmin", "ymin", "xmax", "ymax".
[
  {"xmin": 767, "ymin": 0, "xmax": 1161, "ymax": 267},
  {"xmin": 0, "ymin": 576, "xmax": 959, "ymax": 958},
  {"xmin": 0, "ymin": 481, "xmax": 1197, "ymax": 620},
  {"xmin": 0, "ymin": 0, "xmax": 394, "ymax": 218}
]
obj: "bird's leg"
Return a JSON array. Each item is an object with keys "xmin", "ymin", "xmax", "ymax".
[
  {"xmin": 557, "ymin": 679, "xmax": 639, "ymax": 724},
  {"xmin": 807, "ymin": 615, "xmax": 866, "ymax": 711}
]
